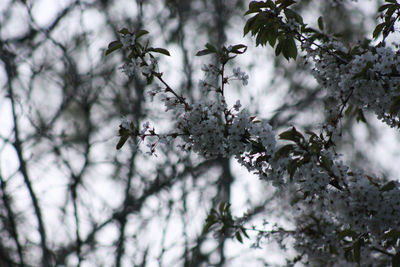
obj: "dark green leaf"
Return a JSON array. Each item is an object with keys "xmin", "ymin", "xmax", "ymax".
[
  {"xmin": 329, "ymin": 244, "xmax": 338, "ymax": 255},
  {"xmin": 386, "ymin": 5, "xmax": 397, "ymax": 18},
  {"xmin": 105, "ymin": 41, "xmax": 123, "ymax": 55},
  {"xmin": 267, "ymin": 28, "xmax": 278, "ymax": 47},
  {"xmin": 353, "ymin": 239, "xmax": 361, "ymax": 264},
  {"xmin": 279, "ymin": 127, "xmax": 304, "ymax": 143},
  {"xmin": 384, "ymin": 229, "xmax": 400, "ymax": 240},
  {"xmin": 338, "ymin": 229, "xmax": 358, "ymax": 240},
  {"xmin": 235, "ymin": 232, "xmax": 243, "ymax": 243},
  {"xmin": 380, "ymin": 180, "xmax": 396, "ymax": 191},
  {"xmin": 249, "ymin": 1, "xmax": 268, "ymax": 10},
  {"xmin": 278, "ymin": 0, "xmax": 296, "ymax": 9},
  {"xmin": 135, "ymin": 29, "xmax": 149, "ymax": 39},
  {"xmin": 146, "ymin": 74, "xmax": 154, "ymax": 85},
  {"xmin": 231, "ymin": 44, "xmax": 248, "ymax": 54},
  {"xmin": 275, "ymin": 40, "xmax": 283, "ymax": 56},
  {"xmin": 373, "ymin": 23, "xmax": 385, "ymax": 38},
  {"xmin": 244, "ymin": 1, "xmax": 267, "ymax": 15},
  {"xmin": 274, "ymin": 144, "xmax": 295, "ymax": 160},
  {"xmin": 320, "ymin": 155, "xmax": 333, "ymax": 170},
  {"xmin": 317, "ymin": 16, "xmax": 324, "ymax": 31},
  {"xmin": 196, "ymin": 49, "xmax": 214, "ymax": 56},
  {"xmin": 284, "ymin": 8, "xmax": 303, "ymax": 24},
  {"xmin": 148, "ymin": 47, "xmax": 171, "ymax": 56},
  {"xmin": 356, "ymin": 108, "xmax": 367, "ymax": 123},
  {"xmin": 244, "ymin": 15, "xmax": 257, "ymax": 36},
  {"xmin": 378, "ymin": 3, "xmax": 392, "ymax": 12},
  {"xmin": 288, "ymin": 159, "xmax": 298, "ymax": 180},
  {"xmin": 205, "ymin": 43, "xmax": 217, "ymax": 53},
  {"xmin": 203, "ymin": 217, "xmax": 217, "ymax": 234},
  {"xmin": 119, "ymin": 28, "xmax": 130, "ymax": 35},
  {"xmin": 116, "ymin": 135, "xmax": 129, "ymax": 150},
  {"xmin": 286, "ymin": 38, "xmax": 297, "ymax": 60},
  {"xmin": 266, "ymin": 0, "xmax": 276, "ymax": 9},
  {"xmin": 390, "ymin": 96, "xmax": 400, "ymax": 116},
  {"xmin": 393, "ymin": 253, "xmax": 400, "ymax": 267},
  {"xmin": 241, "ymin": 227, "xmax": 250, "ymax": 238}
]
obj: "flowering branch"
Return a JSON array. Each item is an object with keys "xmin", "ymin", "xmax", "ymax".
[{"xmin": 106, "ymin": 2, "xmax": 400, "ymax": 263}]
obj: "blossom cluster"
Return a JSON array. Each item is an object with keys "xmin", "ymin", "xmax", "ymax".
[
  {"xmin": 307, "ymin": 43, "xmax": 400, "ymax": 128},
  {"xmin": 118, "ymin": 45, "xmax": 275, "ymax": 160},
  {"xmin": 119, "ymin": 53, "xmax": 157, "ymax": 78},
  {"xmin": 114, "ymin": 26, "xmax": 400, "ymax": 264},
  {"xmin": 232, "ymin": 67, "xmax": 249, "ymax": 86}
]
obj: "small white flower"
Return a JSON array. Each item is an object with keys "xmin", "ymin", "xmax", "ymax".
[{"xmin": 233, "ymin": 100, "xmax": 242, "ymax": 111}]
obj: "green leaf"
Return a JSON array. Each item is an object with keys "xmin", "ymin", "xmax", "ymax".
[
  {"xmin": 356, "ymin": 108, "xmax": 367, "ymax": 123},
  {"xmin": 135, "ymin": 29, "xmax": 149, "ymax": 40},
  {"xmin": 353, "ymin": 239, "xmax": 361, "ymax": 264},
  {"xmin": 148, "ymin": 47, "xmax": 171, "ymax": 56},
  {"xmin": 275, "ymin": 40, "xmax": 283, "ymax": 56},
  {"xmin": 241, "ymin": 227, "xmax": 250, "ymax": 238},
  {"xmin": 320, "ymin": 155, "xmax": 333, "ymax": 170},
  {"xmin": 286, "ymin": 38, "xmax": 297, "ymax": 60},
  {"xmin": 278, "ymin": 0, "xmax": 296, "ymax": 9},
  {"xmin": 380, "ymin": 180, "xmax": 396, "ymax": 191},
  {"xmin": 265, "ymin": 0, "xmax": 276, "ymax": 9},
  {"xmin": 273, "ymin": 144, "xmax": 295, "ymax": 161},
  {"xmin": 267, "ymin": 28, "xmax": 278, "ymax": 47},
  {"xmin": 116, "ymin": 135, "xmax": 129, "ymax": 150},
  {"xmin": 235, "ymin": 231, "xmax": 243, "ymax": 243},
  {"xmin": 378, "ymin": 3, "xmax": 392, "ymax": 12},
  {"xmin": 244, "ymin": 1, "xmax": 267, "ymax": 15},
  {"xmin": 116, "ymin": 125, "xmax": 131, "ymax": 150},
  {"xmin": 205, "ymin": 43, "xmax": 217, "ymax": 53},
  {"xmin": 281, "ymin": 38, "xmax": 296, "ymax": 60},
  {"xmin": 287, "ymin": 159, "xmax": 298, "ymax": 180},
  {"xmin": 256, "ymin": 28, "xmax": 269, "ymax": 46},
  {"xmin": 338, "ymin": 229, "xmax": 358, "ymax": 240},
  {"xmin": 196, "ymin": 49, "xmax": 214, "ymax": 56},
  {"xmin": 105, "ymin": 41, "xmax": 123, "ymax": 56},
  {"xmin": 386, "ymin": 5, "xmax": 397, "ymax": 18},
  {"xmin": 249, "ymin": 1, "xmax": 268, "ymax": 10},
  {"xmin": 279, "ymin": 127, "xmax": 304, "ymax": 143},
  {"xmin": 373, "ymin": 23, "xmax": 385, "ymax": 38},
  {"xmin": 284, "ymin": 8, "xmax": 303, "ymax": 24},
  {"xmin": 196, "ymin": 43, "xmax": 218, "ymax": 56},
  {"xmin": 390, "ymin": 96, "xmax": 400, "ymax": 116},
  {"xmin": 203, "ymin": 216, "xmax": 217, "ymax": 234},
  {"xmin": 384, "ymin": 229, "xmax": 400, "ymax": 240},
  {"xmin": 393, "ymin": 253, "xmax": 400, "ymax": 267},
  {"xmin": 317, "ymin": 16, "xmax": 324, "ymax": 31},
  {"xmin": 231, "ymin": 44, "xmax": 248, "ymax": 54},
  {"xmin": 244, "ymin": 15, "xmax": 257, "ymax": 36},
  {"xmin": 329, "ymin": 244, "xmax": 338, "ymax": 255},
  {"xmin": 119, "ymin": 28, "xmax": 131, "ymax": 35}
]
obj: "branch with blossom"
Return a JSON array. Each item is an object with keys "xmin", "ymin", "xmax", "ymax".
[{"xmin": 106, "ymin": 1, "xmax": 400, "ymax": 264}]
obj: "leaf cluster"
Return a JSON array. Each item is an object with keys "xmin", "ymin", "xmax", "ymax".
[
  {"xmin": 196, "ymin": 43, "xmax": 247, "ymax": 65},
  {"xmin": 243, "ymin": 0, "xmax": 301, "ymax": 60},
  {"xmin": 374, "ymin": 0, "xmax": 400, "ymax": 41},
  {"xmin": 202, "ymin": 202, "xmax": 249, "ymax": 244}
]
